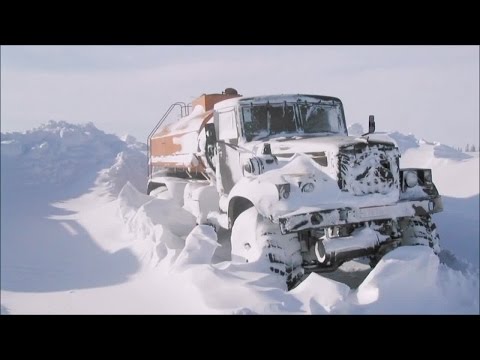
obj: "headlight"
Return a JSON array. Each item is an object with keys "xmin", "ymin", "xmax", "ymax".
[
  {"xmin": 301, "ymin": 182, "xmax": 315, "ymax": 193},
  {"xmin": 404, "ymin": 171, "xmax": 418, "ymax": 188},
  {"xmin": 243, "ymin": 161, "xmax": 252, "ymax": 174},
  {"xmin": 275, "ymin": 184, "xmax": 291, "ymax": 200},
  {"xmin": 242, "ymin": 157, "xmax": 264, "ymax": 175}
]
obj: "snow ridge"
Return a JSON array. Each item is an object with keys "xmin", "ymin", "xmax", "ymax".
[
  {"xmin": 1, "ymin": 120, "xmax": 147, "ymax": 192},
  {"xmin": 348, "ymin": 122, "xmax": 471, "ymax": 159},
  {"xmin": 1, "ymin": 120, "xmax": 478, "ymax": 314}
]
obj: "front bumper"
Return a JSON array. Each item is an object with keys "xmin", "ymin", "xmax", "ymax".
[{"xmin": 278, "ymin": 195, "xmax": 443, "ymax": 234}]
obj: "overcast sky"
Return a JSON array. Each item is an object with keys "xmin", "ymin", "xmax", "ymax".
[{"xmin": 1, "ymin": 46, "xmax": 478, "ymax": 148}]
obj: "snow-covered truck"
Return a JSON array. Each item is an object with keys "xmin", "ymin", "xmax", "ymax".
[{"xmin": 147, "ymin": 88, "xmax": 443, "ymax": 289}]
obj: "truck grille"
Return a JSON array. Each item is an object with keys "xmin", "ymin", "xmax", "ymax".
[{"xmin": 337, "ymin": 143, "xmax": 400, "ymax": 195}]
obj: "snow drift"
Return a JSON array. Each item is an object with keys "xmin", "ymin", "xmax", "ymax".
[
  {"xmin": 1, "ymin": 121, "xmax": 478, "ymax": 314},
  {"xmin": 1, "ymin": 120, "xmax": 147, "ymax": 193},
  {"xmin": 348, "ymin": 122, "xmax": 472, "ymax": 159}
]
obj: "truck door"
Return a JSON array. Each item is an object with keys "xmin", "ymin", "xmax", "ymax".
[{"xmin": 215, "ymin": 109, "xmax": 243, "ymax": 195}]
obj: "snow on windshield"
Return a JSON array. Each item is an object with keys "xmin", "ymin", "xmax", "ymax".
[{"xmin": 241, "ymin": 101, "xmax": 345, "ymax": 141}]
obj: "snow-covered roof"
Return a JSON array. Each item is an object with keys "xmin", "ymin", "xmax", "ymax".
[{"xmin": 214, "ymin": 94, "xmax": 342, "ymax": 110}]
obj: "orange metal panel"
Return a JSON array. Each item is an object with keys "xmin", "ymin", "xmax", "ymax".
[
  {"xmin": 192, "ymin": 93, "xmax": 240, "ymax": 111},
  {"xmin": 150, "ymin": 112, "xmax": 214, "ymax": 157},
  {"xmin": 150, "ymin": 136, "xmax": 182, "ymax": 157}
]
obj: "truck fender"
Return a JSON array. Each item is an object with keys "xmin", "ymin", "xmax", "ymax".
[{"xmin": 226, "ymin": 179, "xmax": 279, "ymax": 228}]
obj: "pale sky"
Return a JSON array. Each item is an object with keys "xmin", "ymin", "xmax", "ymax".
[{"xmin": 1, "ymin": 45, "xmax": 478, "ymax": 148}]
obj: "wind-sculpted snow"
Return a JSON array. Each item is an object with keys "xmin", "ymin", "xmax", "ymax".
[
  {"xmin": 348, "ymin": 123, "xmax": 471, "ymax": 160},
  {"xmin": 386, "ymin": 131, "xmax": 420, "ymax": 154},
  {"xmin": 347, "ymin": 123, "xmax": 364, "ymax": 136},
  {"xmin": 117, "ymin": 181, "xmax": 478, "ymax": 314},
  {"xmin": 117, "ymin": 182, "xmax": 196, "ymax": 267},
  {"xmin": 174, "ymin": 225, "xmax": 219, "ymax": 269},
  {"xmin": 1, "ymin": 121, "xmax": 478, "ymax": 314},
  {"xmin": 1, "ymin": 120, "xmax": 147, "ymax": 192},
  {"xmin": 1, "ymin": 121, "xmax": 122, "ymax": 185},
  {"xmin": 97, "ymin": 150, "xmax": 147, "ymax": 195},
  {"xmin": 430, "ymin": 142, "xmax": 471, "ymax": 160},
  {"xmin": 385, "ymin": 131, "xmax": 471, "ymax": 160},
  {"xmin": 353, "ymin": 247, "xmax": 479, "ymax": 314}
]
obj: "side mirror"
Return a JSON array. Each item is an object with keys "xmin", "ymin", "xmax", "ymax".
[
  {"xmin": 368, "ymin": 115, "xmax": 375, "ymax": 134},
  {"xmin": 362, "ymin": 115, "xmax": 376, "ymax": 136}
]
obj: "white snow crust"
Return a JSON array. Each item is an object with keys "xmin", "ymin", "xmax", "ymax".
[{"xmin": 1, "ymin": 121, "xmax": 478, "ymax": 314}]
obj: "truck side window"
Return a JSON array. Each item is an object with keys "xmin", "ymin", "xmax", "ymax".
[{"xmin": 217, "ymin": 110, "xmax": 238, "ymax": 140}]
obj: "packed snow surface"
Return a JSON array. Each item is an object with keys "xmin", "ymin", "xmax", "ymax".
[{"xmin": 1, "ymin": 121, "xmax": 478, "ymax": 314}]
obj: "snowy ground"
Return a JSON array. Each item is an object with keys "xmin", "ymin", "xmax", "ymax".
[{"xmin": 1, "ymin": 121, "xmax": 478, "ymax": 314}]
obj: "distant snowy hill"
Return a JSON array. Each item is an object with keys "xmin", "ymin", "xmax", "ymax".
[
  {"xmin": 1, "ymin": 120, "xmax": 147, "ymax": 194},
  {"xmin": 348, "ymin": 122, "xmax": 471, "ymax": 159},
  {"xmin": 1, "ymin": 121, "xmax": 478, "ymax": 314},
  {"xmin": 347, "ymin": 123, "xmax": 364, "ymax": 136}
]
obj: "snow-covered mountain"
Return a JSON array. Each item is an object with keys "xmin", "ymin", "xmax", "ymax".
[{"xmin": 1, "ymin": 121, "xmax": 478, "ymax": 314}]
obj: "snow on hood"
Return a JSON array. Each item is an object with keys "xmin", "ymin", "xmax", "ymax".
[
  {"xmin": 230, "ymin": 153, "xmax": 400, "ymax": 219},
  {"xmin": 246, "ymin": 135, "xmax": 368, "ymax": 156},
  {"xmin": 245, "ymin": 134, "xmax": 400, "ymax": 160}
]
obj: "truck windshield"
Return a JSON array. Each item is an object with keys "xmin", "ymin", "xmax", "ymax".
[{"xmin": 240, "ymin": 101, "xmax": 346, "ymax": 142}]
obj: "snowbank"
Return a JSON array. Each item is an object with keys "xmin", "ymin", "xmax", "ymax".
[
  {"xmin": 353, "ymin": 246, "xmax": 478, "ymax": 314},
  {"xmin": 1, "ymin": 120, "xmax": 147, "ymax": 193},
  {"xmin": 117, "ymin": 182, "xmax": 196, "ymax": 267},
  {"xmin": 97, "ymin": 150, "xmax": 147, "ymax": 195},
  {"xmin": 114, "ymin": 179, "xmax": 478, "ymax": 314},
  {"xmin": 1, "ymin": 120, "xmax": 478, "ymax": 314},
  {"xmin": 431, "ymin": 142, "xmax": 471, "ymax": 160},
  {"xmin": 387, "ymin": 131, "xmax": 420, "ymax": 154}
]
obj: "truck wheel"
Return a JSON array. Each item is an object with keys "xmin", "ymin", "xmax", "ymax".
[
  {"xmin": 231, "ymin": 207, "xmax": 304, "ymax": 290},
  {"xmin": 400, "ymin": 215, "xmax": 440, "ymax": 254}
]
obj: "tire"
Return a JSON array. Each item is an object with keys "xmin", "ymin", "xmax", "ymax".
[
  {"xmin": 399, "ymin": 215, "xmax": 440, "ymax": 254},
  {"xmin": 231, "ymin": 207, "xmax": 304, "ymax": 290}
]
